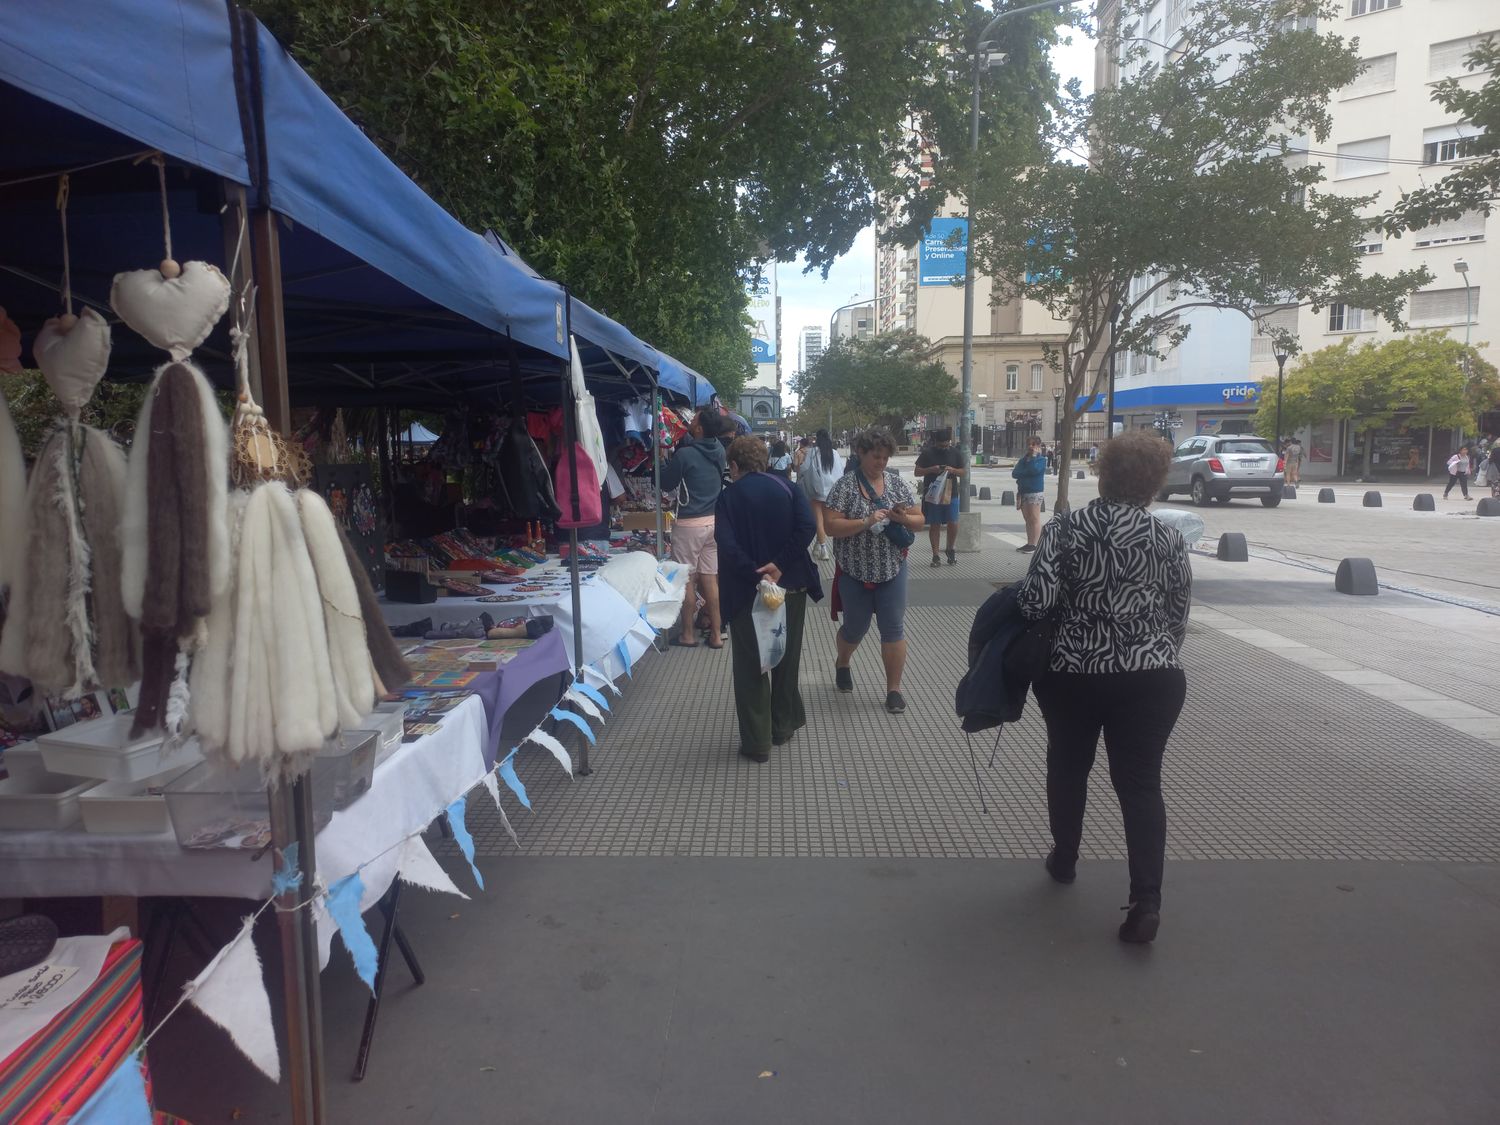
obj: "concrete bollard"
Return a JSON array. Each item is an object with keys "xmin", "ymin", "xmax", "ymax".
[
  {"xmin": 1335, "ymin": 557, "xmax": 1378, "ymax": 596},
  {"xmin": 979, "ymin": 486, "xmax": 992, "ymax": 500},
  {"xmin": 1281, "ymin": 484, "xmax": 1297, "ymax": 499},
  {"xmin": 1413, "ymin": 493, "xmax": 1436, "ymax": 511},
  {"xmin": 1362, "ymin": 491, "xmax": 1382, "ymax": 508},
  {"xmin": 970, "ymin": 484, "xmax": 978, "ymax": 497},
  {"xmin": 1318, "ymin": 488, "xmax": 1336, "ymax": 503},
  {"xmin": 1478, "ymin": 497, "xmax": 1500, "ymax": 517},
  {"xmin": 1001, "ymin": 489, "xmax": 1015, "ymax": 506},
  {"xmin": 1075, "ymin": 469, "xmax": 1085, "ymax": 479},
  {"xmin": 1215, "ymin": 532, "xmax": 1249, "ymax": 562}
]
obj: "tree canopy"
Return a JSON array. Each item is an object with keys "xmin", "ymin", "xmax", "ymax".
[
  {"xmin": 967, "ymin": 0, "xmax": 1430, "ymax": 510},
  {"xmin": 1252, "ymin": 332, "xmax": 1500, "ymax": 446},
  {"xmin": 248, "ymin": 0, "xmax": 1066, "ymax": 407},
  {"xmin": 791, "ymin": 331, "xmax": 958, "ymax": 435},
  {"xmin": 1383, "ymin": 35, "xmax": 1500, "ymax": 235}
]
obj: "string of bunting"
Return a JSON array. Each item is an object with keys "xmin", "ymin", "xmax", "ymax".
[{"xmin": 69, "ymin": 636, "xmax": 641, "ymax": 1119}]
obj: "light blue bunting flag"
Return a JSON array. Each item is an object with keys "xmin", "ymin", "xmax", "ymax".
[
  {"xmin": 72, "ymin": 1057, "xmax": 152, "ymax": 1125},
  {"xmin": 325, "ymin": 873, "xmax": 379, "ymax": 992},
  {"xmin": 446, "ymin": 795, "xmax": 485, "ymax": 890},
  {"xmin": 498, "ymin": 755, "xmax": 531, "ymax": 809},
  {"xmin": 615, "ymin": 637, "xmax": 633, "ymax": 676},
  {"xmin": 573, "ymin": 682, "xmax": 611, "ymax": 711},
  {"xmin": 550, "ymin": 706, "xmax": 596, "ymax": 744},
  {"xmin": 271, "ymin": 841, "xmax": 303, "ymax": 896}
]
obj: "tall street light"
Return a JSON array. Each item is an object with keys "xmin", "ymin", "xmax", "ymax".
[
  {"xmin": 1455, "ymin": 258, "xmax": 1472, "ymax": 451},
  {"xmin": 961, "ymin": 0, "xmax": 1085, "ymax": 515},
  {"xmin": 1272, "ymin": 337, "xmax": 1290, "ymax": 455}
]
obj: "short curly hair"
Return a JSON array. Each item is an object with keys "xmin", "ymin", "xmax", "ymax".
[
  {"xmin": 853, "ymin": 427, "xmax": 897, "ymax": 457},
  {"xmin": 726, "ymin": 435, "xmax": 769, "ymax": 475},
  {"xmin": 1097, "ymin": 430, "xmax": 1171, "ymax": 506}
]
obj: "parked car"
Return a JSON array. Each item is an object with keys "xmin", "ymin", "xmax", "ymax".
[{"xmin": 1159, "ymin": 434, "xmax": 1284, "ymax": 507}]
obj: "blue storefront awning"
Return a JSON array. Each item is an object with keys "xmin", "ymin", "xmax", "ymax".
[{"xmin": 1077, "ymin": 381, "xmax": 1263, "ymax": 413}]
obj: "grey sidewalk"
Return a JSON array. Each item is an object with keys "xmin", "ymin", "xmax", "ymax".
[{"xmin": 150, "ymin": 497, "xmax": 1500, "ymax": 1123}]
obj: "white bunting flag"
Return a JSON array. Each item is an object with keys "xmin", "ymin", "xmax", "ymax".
[
  {"xmin": 481, "ymin": 770, "xmax": 501, "ymax": 810},
  {"xmin": 525, "ymin": 728, "xmax": 573, "ymax": 776},
  {"xmin": 564, "ymin": 687, "xmax": 605, "ymax": 722},
  {"xmin": 395, "ymin": 834, "xmax": 469, "ymax": 900},
  {"xmin": 183, "ymin": 916, "xmax": 280, "ymax": 1082}
]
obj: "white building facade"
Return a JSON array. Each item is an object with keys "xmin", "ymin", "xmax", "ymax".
[{"xmin": 798, "ymin": 325, "xmax": 825, "ymax": 374}]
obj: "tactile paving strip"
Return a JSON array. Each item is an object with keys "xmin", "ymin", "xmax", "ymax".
[{"xmin": 457, "ymin": 605, "xmax": 1500, "ymax": 862}]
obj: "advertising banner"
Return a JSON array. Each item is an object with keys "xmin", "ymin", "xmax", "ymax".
[
  {"xmin": 919, "ymin": 218, "xmax": 968, "ymax": 287},
  {"xmin": 747, "ymin": 264, "xmax": 777, "ymax": 366}
]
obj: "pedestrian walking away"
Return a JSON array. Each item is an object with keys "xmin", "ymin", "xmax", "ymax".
[
  {"xmin": 1015, "ymin": 430, "xmax": 1192, "ymax": 944},
  {"xmin": 914, "ymin": 427, "xmax": 965, "ymax": 566},
  {"xmin": 1444, "ymin": 446, "xmax": 1472, "ymax": 500},
  {"xmin": 660, "ymin": 409, "xmax": 729, "ymax": 647},
  {"xmin": 1087, "ymin": 443, "xmax": 1099, "ymax": 475},
  {"xmin": 1282, "ymin": 435, "xmax": 1303, "ymax": 487},
  {"xmin": 715, "ymin": 437, "xmax": 823, "ymax": 762},
  {"xmin": 824, "ymin": 427, "xmax": 923, "ymax": 714},
  {"xmin": 797, "ymin": 428, "xmax": 845, "ymax": 561},
  {"xmin": 768, "ymin": 439, "xmax": 793, "ymax": 479},
  {"xmin": 1011, "ymin": 436, "xmax": 1047, "ymax": 552},
  {"xmin": 1483, "ymin": 446, "xmax": 1500, "ymax": 498}
]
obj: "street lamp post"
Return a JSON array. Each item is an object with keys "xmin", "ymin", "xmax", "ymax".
[
  {"xmin": 1052, "ymin": 386, "xmax": 1062, "ymax": 442},
  {"xmin": 1456, "ymin": 259, "xmax": 1472, "ymax": 451},
  {"xmin": 961, "ymin": 0, "xmax": 1085, "ymax": 515},
  {"xmin": 1272, "ymin": 338, "xmax": 1290, "ymax": 456}
]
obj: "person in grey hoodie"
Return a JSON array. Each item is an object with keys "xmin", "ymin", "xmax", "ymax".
[{"xmin": 661, "ymin": 410, "xmax": 730, "ymax": 647}]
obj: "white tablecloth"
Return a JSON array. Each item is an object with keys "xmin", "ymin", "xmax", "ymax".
[
  {"xmin": 0, "ymin": 697, "xmax": 490, "ymax": 947},
  {"xmin": 378, "ymin": 572, "xmax": 596, "ymax": 628}
]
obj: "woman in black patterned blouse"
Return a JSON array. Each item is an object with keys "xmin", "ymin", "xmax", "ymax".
[{"xmin": 1015, "ymin": 430, "xmax": 1191, "ymax": 944}]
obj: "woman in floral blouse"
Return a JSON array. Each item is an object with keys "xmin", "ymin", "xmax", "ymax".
[{"xmin": 824, "ymin": 428, "xmax": 923, "ymax": 714}]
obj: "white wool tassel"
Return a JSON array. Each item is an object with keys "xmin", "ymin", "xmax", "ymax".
[
  {"xmin": 0, "ymin": 389, "xmax": 25, "ymax": 598},
  {"xmin": 56, "ymin": 428, "xmax": 96, "ymax": 699},
  {"xmin": 190, "ymin": 490, "xmax": 247, "ymax": 757},
  {"xmin": 298, "ymin": 490, "xmax": 376, "ymax": 729}
]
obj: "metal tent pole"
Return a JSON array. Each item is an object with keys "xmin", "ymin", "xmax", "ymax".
[
  {"xmin": 651, "ymin": 371, "xmax": 664, "ymax": 559},
  {"xmin": 561, "ymin": 297, "xmax": 591, "ymax": 776},
  {"xmin": 251, "ymin": 207, "xmax": 326, "ymax": 1125}
]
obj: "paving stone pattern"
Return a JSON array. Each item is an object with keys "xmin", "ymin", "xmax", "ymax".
[{"xmin": 462, "ymin": 588, "xmax": 1500, "ymax": 863}]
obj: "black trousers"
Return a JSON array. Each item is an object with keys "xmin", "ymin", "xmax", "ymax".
[
  {"xmin": 1444, "ymin": 473, "xmax": 1470, "ymax": 498},
  {"xmin": 1033, "ymin": 668, "xmax": 1187, "ymax": 906}
]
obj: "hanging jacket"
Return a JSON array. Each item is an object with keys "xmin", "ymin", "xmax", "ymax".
[{"xmin": 954, "ymin": 584, "xmax": 1033, "ymax": 733}]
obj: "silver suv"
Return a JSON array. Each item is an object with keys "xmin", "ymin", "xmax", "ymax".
[{"xmin": 1159, "ymin": 434, "xmax": 1284, "ymax": 508}]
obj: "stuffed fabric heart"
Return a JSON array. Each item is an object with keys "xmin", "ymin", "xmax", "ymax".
[
  {"xmin": 33, "ymin": 308, "xmax": 112, "ymax": 417},
  {"xmin": 110, "ymin": 260, "xmax": 231, "ymax": 361},
  {"xmin": 0, "ymin": 308, "xmax": 21, "ymax": 374}
]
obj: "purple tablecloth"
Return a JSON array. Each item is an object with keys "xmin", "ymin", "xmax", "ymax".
[{"xmin": 467, "ymin": 628, "xmax": 571, "ymax": 769}]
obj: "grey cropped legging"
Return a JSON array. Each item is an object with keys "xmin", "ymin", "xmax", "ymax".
[{"xmin": 837, "ymin": 561, "xmax": 908, "ymax": 644}]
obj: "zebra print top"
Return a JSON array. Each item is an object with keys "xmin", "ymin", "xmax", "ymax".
[{"xmin": 1015, "ymin": 499, "xmax": 1192, "ymax": 673}]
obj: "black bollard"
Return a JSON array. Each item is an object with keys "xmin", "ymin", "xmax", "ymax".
[
  {"xmin": 979, "ymin": 486, "xmax": 991, "ymax": 500},
  {"xmin": 1282, "ymin": 484, "xmax": 1297, "ymax": 499},
  {"xmin": 1413, "ymin": 493, "xmax": 1436, "ymax": 511},
  {"xmin": 1075, "ymin": 469, "xmax": 1085, "ymax": 479},
  {"xmin": 1335, "ymin": 557, "xmax": 1378, "ymax": 596},
  {"xmin": 1001, "ymin": 490, "xmax": 1015, "ymax": 506},
  {"xmin": 1478, "ymin": 498, "xmax": 1500, "ymax": 517},
  {"xmin": 1318, "ymin": 488, "xmax": 1335, "ymax": 503},
  {"xmin": 1215, "ymin": 532, "xmax": 1249, "ymax": 562},
  {"xmin": 1362, "ymin": 491, "xmax": 1382, "ymax": 508}
]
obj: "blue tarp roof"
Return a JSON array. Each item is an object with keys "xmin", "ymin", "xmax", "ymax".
[{"xmin": 0, "ymin": 0, "xmax": 717, "ymax": 409}]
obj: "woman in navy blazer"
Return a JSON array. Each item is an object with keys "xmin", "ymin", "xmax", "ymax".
[{"xmin": 714, "ymin": 436, "xmax": 824, "ymax": 762}]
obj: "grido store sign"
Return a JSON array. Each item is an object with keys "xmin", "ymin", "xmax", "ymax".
[{"xmin": 1220, "ymin": 384, "xmax": 1260, "ymax": 404}]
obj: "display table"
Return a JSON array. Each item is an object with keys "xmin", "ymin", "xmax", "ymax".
[
  {"xmin": 468, "ymin": 629, "xmax": 570, "ymax": 770},
  {"xmin": 377, "ymin": 568, "xmax": 599, "ymax": 628}
]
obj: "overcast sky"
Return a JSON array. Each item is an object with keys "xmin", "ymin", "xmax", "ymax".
[{"xmin": 775, "ymin": 27, "xmax": 1095, "ymax": 405}]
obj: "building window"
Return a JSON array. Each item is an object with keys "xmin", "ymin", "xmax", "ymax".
[
  {"xmin": 1412, "ymin": 210, "xmax": 1485, "ymax": 248},
  {"xmin": 1335, "ymin": 136, "xmax": 1390, "ymax": 179},
  {"xmin": 753, "ymin": 401, "xmax": 772, "ymax": 418},
  {"xmin": 1409, "ymin": 287, "xmax": 1479, "ymax": 327},
  {"xmin": 1165, "ymin": 0, "xmax": 1187, "ymax": 41},
  {"xmin": 1349, "ymin": 0, "xmax": 1399, "ymax": 17},
  {"xmin": 1030, "ymin": 363, "xmax": 1044, "ymax": 391},
  {"xmin": 1356, "ymin": 240, "xmax": 1384, "ymax": 255},
  {"xmin": 1005, "ymin": 364, "xmax": 1019, "ymax": 392},
  {"xmin": 1430, "ymin": 35, "xmax": 1487, "ymax": 80},
  {"xmin": 1341, "ymin": 53, "xmax": 1396, "ymax": 99},
  {"xmin": 1327, "ymin": 303, "xmax": 1371, "ymax": 333},
  {"xmin": 1422, "ymin": 134, "xmax": 1480, "ymax": 166}
]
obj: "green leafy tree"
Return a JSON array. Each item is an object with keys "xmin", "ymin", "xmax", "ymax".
[
  {"xmin": 0, "ymin": 371, "xmax": 148, "ymax": 459},
  {"xmin": 1252, "ymin": 333, "xmax": 1500, "ymax": 473},
  {"xmin": 791, "ymin": 331, "xmax": 958, "ymax": 434},
  {"xmin": 1383, "ymin": 36, "xmax": 1500, "ymax": 234},
  {"xmin": 968, "ymin": 0, "xmax": 1430, "ymax": 511},
  {"xmin": 247, "ymin": 0, "xmax": 1061, "ymax": 409}
]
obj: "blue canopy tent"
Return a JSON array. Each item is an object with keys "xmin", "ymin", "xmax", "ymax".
[{"xmin": 0, "ymin": 3, "xmax": 684, "ymax": 1118}]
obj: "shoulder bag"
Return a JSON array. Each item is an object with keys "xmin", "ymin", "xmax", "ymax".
[{"xmin": 855, "ymin": 471, "xmax": 915, "ymax": 550}]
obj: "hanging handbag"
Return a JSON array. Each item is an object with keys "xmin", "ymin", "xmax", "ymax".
[{"xmin": 855, "ymin": 471, "xmax": 915, "ymax": 550}]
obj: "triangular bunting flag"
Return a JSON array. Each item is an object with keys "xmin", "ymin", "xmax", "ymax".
[
  {"xmin": 549, "ymin": 706, "xmax": 596, "ymax": 745},
  {"xmin": 270, "ymin": 841, "xmax": 303, "ymax": 896},
  {"xmin": 564, "ymin": 687, "xmax": 605, "ymax": 722},
  {"xmin": 481, "ymin": 770, "xmax": 501, "ymax": 809},
  {"xmin": 572, "ymin": 682, "xmax": 611, "ymax": 711},
  {"xmin": 395, "ymin": 834, "xmax": 469, "ymax": 900},
  {"xmin": 445, "ymin": 796, "xmax": 485, "ymax": 891},
  {"xmin": 525, "ymin": 727, "xmax": 574, "ymax": 775},
  {"xmin": 325, "ymin": 873, "xmax": 380, "ymax": 993},
  {"xmin": 183, "ymin": 916, "xmax": 281, "ymax": 1082},
  {"xmin": 581, "ymin": 665, "xmax": 621, "ymax": 696},
  {"xmin": 614, "ymin": 637, "xmax": 633, "ymax": 676},
  {"xmin": 494, "ymin": 799, "xmax": 520, "ymax": 847},
  {"xmin": 71, "ymin": 1057, "xmax": 152, "ymax": 1124},
  {"xmin": 498, "ymin": 755, "xmax": 531, "ymax": 809}
]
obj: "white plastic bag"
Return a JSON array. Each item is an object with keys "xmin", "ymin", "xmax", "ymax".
[
  {"xmin": 751, "ymin": 578, "xmax": 788, "ymax": 673},
  {"xmin": 923, "ymin": 469, "xmax": 949, "ymax": 506}
]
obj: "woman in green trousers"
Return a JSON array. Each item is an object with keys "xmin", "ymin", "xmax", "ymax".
[{"xmin": 714, "ymin": 437, "xmax": 824, "ymax": 762}]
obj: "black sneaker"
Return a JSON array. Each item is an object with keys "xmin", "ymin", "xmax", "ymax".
[
  {"xmin": 885, "ymin": 690, "xmax": 906, "ymax": 714},
  {"xmin": 835, "ymin": 666, "xmax": 853, "ymax": 693},
  {"xmin": 930, "ymin": 553, "xmax": 942, "ymax": 567},
  {"xmin": 1044, "ymin": 849, "xmax": 1076, "ymax": 885},
  {"xmin": 1118, "ymin": 901, "xmax": 1161, "ymax": 944},
  {"xmin": 739, "ymin": 746, "xmax": 769, "ymax": 763},
  {"xmin": 946, "ymin": 548, "xmax": 957, "ymax": 565},
  {"xmin": 1017, "ymin": 543, "xmax": 1037, "ymax": 553}
]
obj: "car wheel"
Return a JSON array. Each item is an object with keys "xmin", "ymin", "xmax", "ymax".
[
  {"xmin": 1190, "ymin": 477, "xmax": 1210, "ymax": 507},
  {"xmin": 1261, "ymin": 493, "xmax": 1282, "ymax": 508}
]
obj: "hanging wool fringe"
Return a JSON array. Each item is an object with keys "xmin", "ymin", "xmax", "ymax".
[
  {"xmin": 0, "ymin": 389, "xmax": 25, "ymax": 601},
  {"xmin": 188, "ymin": 490, "xmax": 246, "ymax": 757},
  {"xmin": 183, "ymin": 915, "xmax": 280, "ymax": 1082}
]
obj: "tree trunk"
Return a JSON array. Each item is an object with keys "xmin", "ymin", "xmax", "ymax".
[
  {"xmin": 1055, "ymin": 406, "xmax": 1076, "ymax": 512},
  {"xmin": 1362, "ymin": 424, "xmax": 1374, "ymax": 482}
]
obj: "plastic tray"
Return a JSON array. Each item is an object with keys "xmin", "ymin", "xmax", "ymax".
[
  {"xmin": 328, "ymin": 730, "xmax": 378, "ymax": 810},
  {"xmin": 1, "ymin": 745, "xmax": 50, "ymax": 786},
  {"xmin": 77, "ymin": 765, "xmax": 195, "ymax": 835},
  {"xmin": 369, "ymin": 704, "xmax": 407, "ymax": 766},
  {"xmin": 0, "ymin": 774, "xmax": 95, "ymax": 831},
  {"xmin": 36, "ymin": 716, "xmax": 200, "ymax": 782}
]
